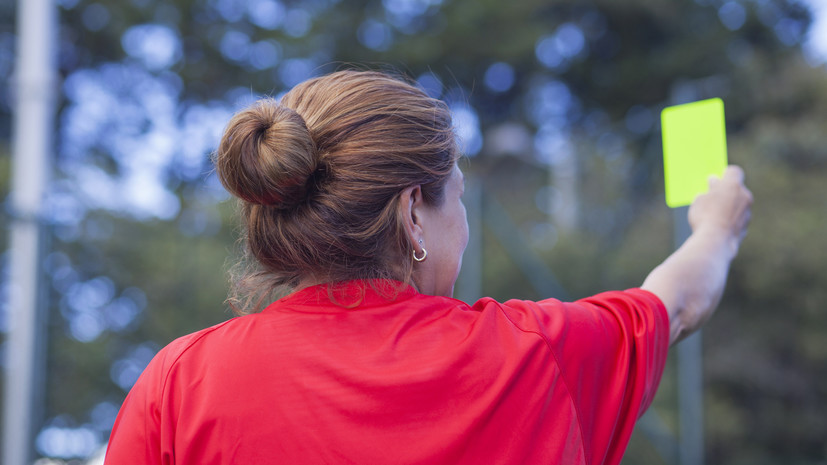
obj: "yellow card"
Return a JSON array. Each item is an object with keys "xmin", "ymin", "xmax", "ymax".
[{"xmin": 661, "ymin": 98, "xmax": 728, "ymax": 208}]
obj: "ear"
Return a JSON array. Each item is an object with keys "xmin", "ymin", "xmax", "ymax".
[{"xmin": 399, "ymin": 184, "xmax": 425, "ymax": 246}]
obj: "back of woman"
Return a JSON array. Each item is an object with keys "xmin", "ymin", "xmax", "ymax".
[{"xmin": 104, "ymin": 70, "xmax": 751, "ymax": 465}]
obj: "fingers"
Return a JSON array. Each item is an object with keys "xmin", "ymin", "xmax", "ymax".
[
  {"xmin": 722, "ymin": 165, "xmax": 744, "ymax": 182},
  {"xmin": 707, "ymin": 165, "xmax": 752, "ymax": 207},
  {"xmin": 708, "ymin": 165, "xmax": 744, "ymax": 186},
  {"xmin": 689, "ymin": 164, "xmax": 753, "ymax": 239},
  {"xmin": 725, "ymin": 165, "xmax": 753, "ymax": 206}
]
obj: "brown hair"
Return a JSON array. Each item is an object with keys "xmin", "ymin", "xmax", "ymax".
[{"xmin": 214, "ymin": 70, "xmax": 459, "ymax": 314}]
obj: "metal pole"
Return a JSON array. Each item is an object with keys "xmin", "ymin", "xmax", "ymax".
[
  {"xmin": 483, "ymin": 194, "xmax": 568, "ymax": 301},
  {"xmin": 3, "ymin": 0, "xmax": 57, "ymax": 463},
  {"xmin": 455, "ymin": 176, "xmax": 482, "ymax": 303},
  {"xmin": 674, "ymin": 206, "xmax": 705, "ymax": 465}
]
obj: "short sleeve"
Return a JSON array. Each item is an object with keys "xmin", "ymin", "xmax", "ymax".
[
  {"xmin": 104, "ymin": 334, "xmax": 200, "ymax": 465},
  {"xmin": 105, "ymin": 352, "xmax": 165, "ymax": 464},
  {"xmin": 566, "ymin": 289, "xmax": 668, "ymax": 465},
  {"xmin": 497, "ymin": 288, "xmax": 668, "ymax": 465}
]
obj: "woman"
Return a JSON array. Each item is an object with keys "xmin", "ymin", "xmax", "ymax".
[{"xmin": 104, "ymin": 70, "xmax": 752, "ymax": 464}]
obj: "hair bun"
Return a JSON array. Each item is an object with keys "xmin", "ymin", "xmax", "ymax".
[{"xmin": 215, "ymin": 99, "xmax": 318, "ymax": 208}]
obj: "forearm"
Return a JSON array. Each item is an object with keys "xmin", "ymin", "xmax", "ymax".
[{"xmin": 641, "ymin": 226, "xmax": 740, "ymax": 345}]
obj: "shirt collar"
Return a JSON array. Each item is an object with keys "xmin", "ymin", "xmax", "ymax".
[{"xmin": 267, "ymin": 279, "xmax": 418, "ymax": 313}]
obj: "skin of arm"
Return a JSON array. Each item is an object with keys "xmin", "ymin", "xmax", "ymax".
[{"xmin": 642, "ymin": 165, "xmax": 753, "ymax": 345}]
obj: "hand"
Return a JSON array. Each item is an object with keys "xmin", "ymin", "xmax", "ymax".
[
  {"xmin": 688, "ymin": 165, "xmax": 753, "ymax": 248},
  {"xmin": 643, "ymin": 165, "xmax": 753, "ymax": 344}
]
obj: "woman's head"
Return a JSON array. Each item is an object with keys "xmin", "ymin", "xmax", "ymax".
[{"xmin": 214, "ymin": 70, "xmax": 467, "ymax": 313}]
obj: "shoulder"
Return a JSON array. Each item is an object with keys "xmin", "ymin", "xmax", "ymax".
[
  {"xmin": 143, "ymin": 317, "xmax": 249, "ymax": 383},
  {"xmin": 167, "ymin": 318, "xmax": 239, "ymax": 354},
  {"xmin": 469, "ymin": 289, "xmax": 667, "ymax": 348}
]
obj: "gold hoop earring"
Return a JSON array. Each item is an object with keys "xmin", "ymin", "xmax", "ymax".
[{"xmin": 413, "ymin": 248, "xmax": 427, "ymax": 262}]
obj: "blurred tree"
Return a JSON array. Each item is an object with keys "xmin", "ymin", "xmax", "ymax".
[{"xmin": 1, "ymin": 0, "xmax": 826, "ymax": 463}]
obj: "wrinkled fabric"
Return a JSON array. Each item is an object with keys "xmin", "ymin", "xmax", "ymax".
[{"xmin": 105, "ymin": 280, "xmax": 668, "ymax": 465}]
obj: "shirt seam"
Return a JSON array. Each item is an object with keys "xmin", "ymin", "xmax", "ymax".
[
  {"xmin": 274, "ymin": 292, "xmax": 420, "ymax": 314},
  {"xmin": 158, "ymin": 319, "xmax": 239, "ymax": 397}
]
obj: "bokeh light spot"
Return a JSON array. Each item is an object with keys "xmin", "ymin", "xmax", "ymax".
[
  {"xmin": 36, "ymin": 424, "xmax": 99, "ymax": 459},
  {"xmin": 284, "ymin": 9, "xmax": 312, "ymax": 37},
  {"xmin": 719, "ymin": 2, "xmax": 747, "ymax": 31},
  {"xmin": 451, "ymin": 104, "xmax": 483, "ymax": 156},
  {"xmin": 247, "ymin": 0, "xmax": 286, "ymax": 30},
  {"xmin": 219, "ymin": 30, "xmax": 251, "ymax": 62},
  {"xmin": 416, "ymin": 72, "xmax": 443, "ymax": 98},
  {"xmin": 121, "ymin": 24, "xmax": 182, "ymax": 70},
  {"xmin": 483, "ymin": 62, "xmax": 516, "ymax": 93},
  {"xmin": 358, "ymin": 20, "xmax": 394, "ymax": 51}
]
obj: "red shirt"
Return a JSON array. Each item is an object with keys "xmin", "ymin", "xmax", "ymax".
[{"xmin": 105, "ymin": 281, "xmax": 668, "ymax": 465}]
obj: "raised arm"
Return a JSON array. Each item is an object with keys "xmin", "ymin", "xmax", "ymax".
[{"xmin": 642, "ymin": 165, "xmax": 753, "ymax": 345}]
